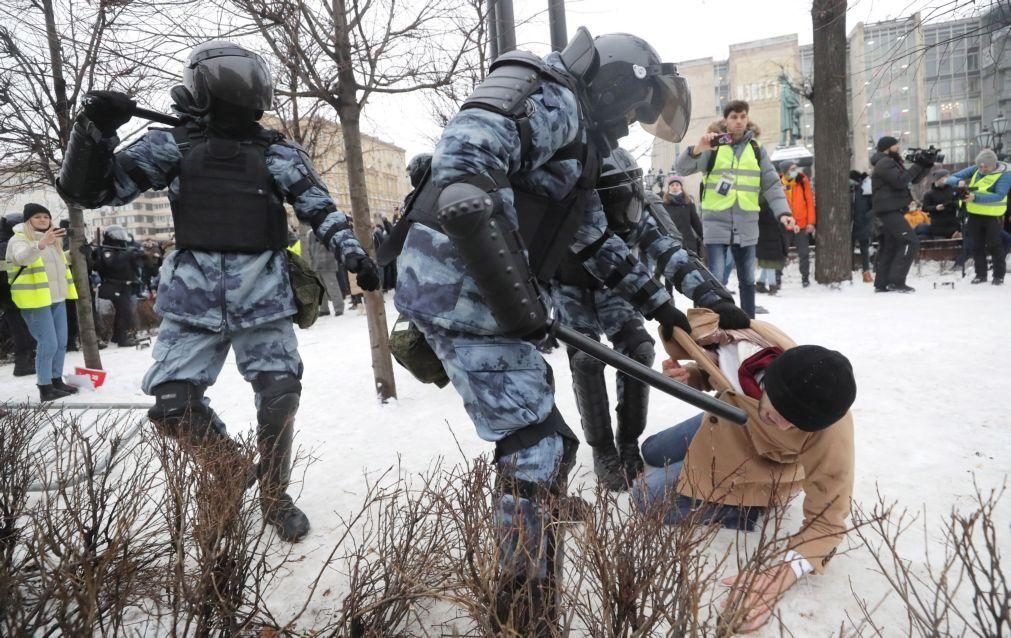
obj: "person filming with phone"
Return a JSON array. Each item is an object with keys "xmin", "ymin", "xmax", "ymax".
[
  {"xmin": 4, "ymin": 203, "xmax": 80, "ymax": 402},
  {"xmin": 676, "ymin": 100, "xmax": 791, "ymax": 318}
]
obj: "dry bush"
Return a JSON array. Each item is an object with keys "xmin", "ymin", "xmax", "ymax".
[{"xmin": 846, "ymin": 482, "xmax": 1009, "ymax": 638}]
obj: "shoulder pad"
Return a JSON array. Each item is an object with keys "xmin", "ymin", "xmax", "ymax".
[
  {"xmin": 461, "ymin": 51, "xmax": 548, "ymax": 118},
  {"xmin": 257, "ymin": 127, "xmax": 285, "ymax": 145}
]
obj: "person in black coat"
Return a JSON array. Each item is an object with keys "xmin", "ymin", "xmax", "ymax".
[
  {"xmin": 93, "ymin": 225, "xmax": 145, "ymax": 346},
  {"xmin": 661, "ymin": 175, "xmax": 704, "ymax": 257},
  {"xmin": 869, "ymin": 136, "xmax": 931, "ymax": 293},
  {"xmin": 756, "ymin": 200, "xmax": 792, "ymax": 294},
  {"xmin": 849, "ymin": 170, "xmax": 874, "ymax": 281},
  {"xmin": 920, "ymin": 170, "xmax": 962, "ymax": 239}
]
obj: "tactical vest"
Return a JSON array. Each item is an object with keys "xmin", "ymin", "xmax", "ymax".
[
  {"xmin": 168, "ymin": 124, "xmax": 289, "ymax": 253},
  {"xmin": 380, "ymin": 51, "xmax": 601, "ymax": 284},
  {"xmin": 701, "ymin": 140, "xmax": 763, "ymax": 213},
  {"xmin": 966, "ymin": 169, "xmax": 1008, "ymax": 217},
  {"xmin": 7, "ymin": 233, "xmax": 78, "ymax": 309}
]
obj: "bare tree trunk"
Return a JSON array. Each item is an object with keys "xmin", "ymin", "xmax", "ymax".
[
  {"xmin": 332, "ymin": 0, "xmax": 397, "ymax": 401},
  {"xmin": 811, "ymin": 0, "xmax": 853, "ymax": 284},
  {"xmin": 41, "ymin": 0, "xmax": 102, "ymax": 368}
]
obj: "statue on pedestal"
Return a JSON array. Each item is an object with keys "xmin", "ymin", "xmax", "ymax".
[{"xmin": 779, "ymin": 73, "xmax": 803, "ymax": 147}]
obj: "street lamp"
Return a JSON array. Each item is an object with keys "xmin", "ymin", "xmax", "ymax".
[
  {"xmin": 976, "ymin": 127, "xmax": 993, "ymax": 150},
  {"xmin": 991, "ymin": 113, "xmax": 1007, "ymax": 160}
]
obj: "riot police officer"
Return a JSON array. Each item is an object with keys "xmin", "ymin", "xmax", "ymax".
[
  {"xmin": 57, "ymin": 40, "xmax": 380, "ymax": 542},
  {"xmin": 552, "ymin": 148, "xmax": 747, "ymax": 491},
  {"xmin": 393, "ymin": 28, "xmax": 715, "ymax": 631},
  {"xmin": 93, "ymin": 225, "xmax": 144, "ymax": 347}
]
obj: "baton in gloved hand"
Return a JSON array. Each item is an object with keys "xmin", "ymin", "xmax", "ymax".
[
  {"xmin": 547, "ymin": 319, "xmax": 748, "ymax": 425},
  {"xmin": 132, "ymin": 106, "xmax": 181, "ymax": 127}
]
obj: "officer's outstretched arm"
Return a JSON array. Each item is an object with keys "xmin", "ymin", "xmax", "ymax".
[
  {"xmin": 573, "ymin": 195, "xmax": 672, "ymax": 316},
  {"xmin": 58, "ymin": 116, "xmax": 177, "ymax": 209},
  {"xmin": 266, "ymin": 142, "xmax": 368, "ymax": 264},
  {"xmin": 637, "ymin": 211, "xmax": 731, "ymax": 309}
]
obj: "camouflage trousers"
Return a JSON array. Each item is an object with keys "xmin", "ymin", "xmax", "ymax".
[
  {"xmin": 141, "ymin": 317, "xmax": 303, "ymax": 410},
  {"xmin": 410, "ymin": 316, "xmax": 573, "ymax": 592}
]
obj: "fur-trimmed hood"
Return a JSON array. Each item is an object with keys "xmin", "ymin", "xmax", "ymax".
[{"xmin": 707, "ymin": 119, "xmax": 762, "ymax": 138}]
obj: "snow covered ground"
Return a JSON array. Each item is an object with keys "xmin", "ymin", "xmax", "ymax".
[{"xmin": 3, "ymin": 261, "xmax": 1009, "ymax": 636}]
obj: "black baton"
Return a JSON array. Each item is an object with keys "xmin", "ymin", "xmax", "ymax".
[
  {"xmin": 133, "ymin": 106, "xmax": 181, "ymax": 127},
  {"xmin": 550, "ymin": 321, "xmax": 749, "ymax": 425}
]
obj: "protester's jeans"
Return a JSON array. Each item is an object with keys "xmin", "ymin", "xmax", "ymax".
[
  {"xmin": 758, "ymin": 268, "xmax": 778, "ymax": 287},
  {"xmin": 20, "ymin": 301, "xmax": 68, "ymax": 386},
  {"xmin": 705, "ymin": 243, "xmax": 756, "ymax": 318},
  {"xmin": 632, "ymin": 414, "xmax": 762, "ymax": 530}
]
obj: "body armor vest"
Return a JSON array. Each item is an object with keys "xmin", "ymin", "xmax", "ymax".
[{"xmin": 169, "ymin": 124, "xmax": 288, "ymax": 253}]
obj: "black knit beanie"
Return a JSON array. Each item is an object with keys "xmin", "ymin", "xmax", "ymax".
[
  {"xmin": 23, "ymin": 203, "xmax": 51, "ymax": 223},
  {"xmin": 764, "ymin": 345, "xmax": 856, "ymax": 432},
  {"xmin": 876, "ymin": 136, "xmax": 899, "ymax": 153}
]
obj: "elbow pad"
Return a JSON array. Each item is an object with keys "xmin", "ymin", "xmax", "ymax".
[{"xmin": 56, "ymin": 116, "xmax": 115, "ymax": 209}]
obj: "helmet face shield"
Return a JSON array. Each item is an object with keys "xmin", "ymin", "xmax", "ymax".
[
  {"xmin": 639, "ymin": 70, "xmax": 691, "ymax": 143},
  {"xmin": 185, "ymin": 43, "xmax": 274, "ymax": 112}
]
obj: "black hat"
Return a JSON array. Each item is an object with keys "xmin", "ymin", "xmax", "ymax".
[
  {"xmin": 23, "ymin": 203, "xmax": 51, "ymax": 223},
  {"xmin": 764, "ymin": 345, "xmax": 856, "ymax": 432},
  {"xmin": 876, "ymin": 136, "xmax": 899, "ymax": 153}
]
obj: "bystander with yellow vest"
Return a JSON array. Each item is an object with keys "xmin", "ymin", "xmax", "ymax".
[
  {"xmin": 676, "ymin": 100, "xmax": 792, "ymax": 319},
  {"xmin": 4, "ymin": 203, "xmax": 80, "ymax": 401},
  {"xmin": 945, "ymin": 149, "xmax": 1011, "ymax": 285}
]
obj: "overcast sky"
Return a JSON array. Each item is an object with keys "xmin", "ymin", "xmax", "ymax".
[{"xmin": 360, "ymin": 0, "xmax": 974, "ymax": 164}]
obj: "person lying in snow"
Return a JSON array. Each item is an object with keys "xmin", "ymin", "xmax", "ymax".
[{"xmin": 633, "ymin": 308, "xmax": 856, "ymax": 632}]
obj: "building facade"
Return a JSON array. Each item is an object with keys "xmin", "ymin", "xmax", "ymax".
[{"xmin": 652, "ymin": 8, "xmax": 1011, "ymax": 178}]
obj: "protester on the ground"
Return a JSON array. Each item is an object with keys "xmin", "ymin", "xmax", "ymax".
[
  {"xmin": 945, "ymin": 149, "xmax": 1010, "ymax": 285},
  {"xmin": 921, "ymin": 170, "xmax": 962, "ymax": 239},
  {"xmin": 849, "ymin": 170, "xmax": 874, "ymax": 283},
  {"xmin": 4, "ymin": 204, "xmax": 79, "ymax": 401},
  {"xmin": 869, "ymin": 136, "xmax": 931, "ymax": 293},
  {"xmin": 756, "ymin": 201, "xmax": 792, "ymax": 295},
  {"xmin": 677, "ymin": 100, "xmax": 792, "ymax": 317},
  {"xmin": 634, "ymin": 308, "xmax": 856, "ymax": 633},
  {"xmin": 662, "ymin": 175, "xmax": 704, "ymax": 257},
  {"xmin": 780, "ymin": 163, "xmax": 816, "ymax": 287}
]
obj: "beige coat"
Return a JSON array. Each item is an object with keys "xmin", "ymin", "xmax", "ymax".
[
  {"xmin": 663, "ymin": 309, "xmax": 854, "ymax": 573},
  {"xmin": 6, "ymin": 223, "xmax": 71, "ymax": 304}
]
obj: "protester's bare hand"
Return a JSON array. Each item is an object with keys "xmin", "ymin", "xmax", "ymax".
[
  {"xmin": 696, "ymin": 132, "xmax": 717, "ymax": 152},
  {"xmin": 720, "ymin": 564, "xmax": 798, "ymax": 633},
  {"xmin": 966, "ymin": 193, "xmax": 975, "ymax": 202},
  {"xmin": 806, "ymin": 224, "xmax": 815, "ymax": 237},
  {"xmin": 662, "ymin": 359, "xmax": 691, "ymax": 384},
  {"xmin": 936, "ymin": 204, "xmax": 944, "ymax": 211},
  {"xmin": 958, "ymin": 180, "xmax": 966, "ymax": 188},
  {"xmin": 781, "ymin": 216, "xmax": 797, "ymax": 231}
]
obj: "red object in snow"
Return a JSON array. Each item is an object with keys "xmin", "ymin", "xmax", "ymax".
[{"xmin": 74, "ymin": 367, "xmax": 107, "ymax": 389}]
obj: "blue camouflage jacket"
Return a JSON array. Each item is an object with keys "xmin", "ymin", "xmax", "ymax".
[
  {"xmin": 395, "ymin": 53, "xmax": 673, "ymax": 335},
  {"xmin": 86, "ymin": 125, "xmax": 367, "ymax": 331}
]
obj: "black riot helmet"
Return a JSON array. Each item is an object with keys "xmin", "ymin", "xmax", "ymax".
[
  {"xmin": 181, "ymin": 41, "xmax": 274, "ymax": 116},
  {"xmin": 103, "ymin": 225, "xmax": 131, "ymax": 247},
  {"xmin": 596, "ymin": 147, "xmax": 645, "ymax": 237},
  {"xmin": 1, "ymin": 212, "xmax": 21, "ymax": 242},
  {"xmin": 586, "ymin": 33, "xmax": 691, "ymax": 144},
  {"xmin": 406, "ymin": 153, "xmax": 432, "ymax": 188}
]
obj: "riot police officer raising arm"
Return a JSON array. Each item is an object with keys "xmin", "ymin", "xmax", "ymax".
[
  {"xmin": 56, "ymin": 41, "xmax": 381, "ymax": 542},
  {"xmin": 393, "ymin": 28, "xmax": 747, "ymax": 633}
]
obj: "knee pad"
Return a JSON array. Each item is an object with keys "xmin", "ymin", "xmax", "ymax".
[
  {"xmin": 612, "ymin": 321, "xmax": 654, "ymax": 366},
  {"xmin": 252, "ymin": 372, "xmax": 302, "ymax": 429},
  {"xmin": 148, "ymin": 381, "xmax": 224, "ymax": 439},
  {"xmin": 568, "ymin": 348, "xmax": 605, "ymax": 376}
]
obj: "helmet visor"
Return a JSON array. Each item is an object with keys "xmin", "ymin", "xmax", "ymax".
[
  {"xmin": 195, "ymin": 50, "xmax": 274, "ymax": 111},
  {"xmin": 638, "ymin": 69, "xmax": 691, "ymax": 143}
]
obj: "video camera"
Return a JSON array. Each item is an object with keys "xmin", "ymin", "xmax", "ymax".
[
  {"xmin": 952, "ymin": 186, "xmax": 971, "ymax": 200},
  {"xmin": 904, "ymin": 145, "xmax": 945, "ymax": 166}
]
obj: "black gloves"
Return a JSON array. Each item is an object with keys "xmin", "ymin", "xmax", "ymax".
[
  {"xmin": 711, "ymin": 300, "xmax": 751, "ymax": 330},
  {"xmin": 652, "ymin": 302, "xmax": 692, "ymax": 341},
  {"xmin": 82, "ymin": 90, "xmax": 136, "ymax": 136},
  {"xmin": 346, "ymin": 253, "xmax": 381, "ymax": 292}
]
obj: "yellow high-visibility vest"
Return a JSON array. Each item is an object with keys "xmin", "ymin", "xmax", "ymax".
[
  {"xmin": 701, "ymin": 140, "xmax": 763, "ymax": 213},
  {"xmin": 966, "ymin": 169, "xmax": 1008, "ymax": 217},
  {"xmin": 287, "ymin": 239, "xmax": 302, "ymax": 256},
  {"xmin": 6, "ymin": 232, "xmax": 78, "ymax": 309}
]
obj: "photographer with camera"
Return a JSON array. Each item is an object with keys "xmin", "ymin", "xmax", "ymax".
[
  {"xmin": 869, "ymin": 136, "xmax": 932, "ymax": 293},
  {"xmin": 944, "ymin": 149, "xmax": 1010, "ymax": 285},
  {"xmin": 921, "ymin": 170, "xmax": 962, "ymax": 239}
]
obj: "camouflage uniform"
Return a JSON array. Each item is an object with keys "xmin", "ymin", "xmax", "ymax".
[
  {"xmin": 394, "ymin": 52, "xmax": 674, "ymax": 591},
  {"xmin": 82, "ymin": 127, "xmax": 367, "ymax": 394}
]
